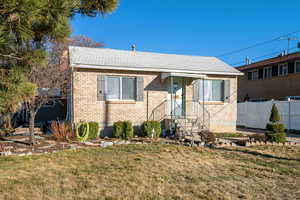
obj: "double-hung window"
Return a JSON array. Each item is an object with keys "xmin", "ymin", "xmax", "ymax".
[
  {"xmin": 263, "ymin": 67, "xmax": 272, "ymax": 78},
  {"xmin": 278, "ymin": 63, "xmax": 288, "ymax": 76},
  {"xmin": 295, "ymin": 61, "xmax": 300, "ymax": 73},
  {"xmin": 247, "ymin": 70, "xmax": 258, "ymax": 80},
  {"xmin": 199, "ymin": 80, "xmax": 224, "ymax": 102},
  {"xmin": 106, "ymin": 76, "xmax": 136, "ymax": 100}
]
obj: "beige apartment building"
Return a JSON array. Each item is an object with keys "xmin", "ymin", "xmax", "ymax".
[{"xmin": 237, "ymin": 51, "xmax": 300, "ymax": 102}]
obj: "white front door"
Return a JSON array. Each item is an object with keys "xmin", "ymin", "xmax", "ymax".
[{"xmin": 167, "ymin": 77, "xmax": 185, "ymax": 117}]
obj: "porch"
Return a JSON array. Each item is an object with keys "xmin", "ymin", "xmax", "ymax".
[{"xmin": 149, "ymin": 72, "xmax": 211, "ymax": 138}]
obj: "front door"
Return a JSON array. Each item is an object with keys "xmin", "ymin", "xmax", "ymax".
[{"xmin": 167, "ymin": 77, "xmax": 185, "ymax": 117}]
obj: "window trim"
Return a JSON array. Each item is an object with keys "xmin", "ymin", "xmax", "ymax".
[
  {"xmin": 105, "ymin": 76, "xmax": 136, "ymax": 101},
  {"xmin": 247, "ymin": 69, "xmax": 258, "ymax": 80},
  {"xmin": 295, "ymin": 60, "xmax": 300, "ymax": 73},
  {"xmin": 263, "ymin": 66, "xmax": 272, "ymax": 79},
  {"xmin": 278, "ymin": 63, "xmax": 288, "ymax": 76},
  {"xmin": 198, "ymin": 79, "xmax": 225, "ymax": 102}
]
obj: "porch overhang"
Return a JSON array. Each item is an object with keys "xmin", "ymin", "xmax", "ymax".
[{"xmin": 161, "ymin": 72, "xmax": 208, "ymax": 81}]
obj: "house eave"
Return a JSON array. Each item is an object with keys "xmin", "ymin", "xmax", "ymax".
[{"xmin": 70, "ymin": 63, "xmax": 244, "ymax": 76}]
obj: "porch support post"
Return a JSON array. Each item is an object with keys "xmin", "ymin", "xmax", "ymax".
[{"xmin": 170, "ymin": 75, "xmax": 174, "ymax": 133}]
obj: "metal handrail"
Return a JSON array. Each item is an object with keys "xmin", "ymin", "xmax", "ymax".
[{"xmin": 149, "ymin": 99, "xmax": 211, "ymax": 139}]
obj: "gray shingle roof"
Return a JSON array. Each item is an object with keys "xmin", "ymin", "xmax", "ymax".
[{"xmin": 69, "ymin": 46, "xmax": 242, "ymax": 75}]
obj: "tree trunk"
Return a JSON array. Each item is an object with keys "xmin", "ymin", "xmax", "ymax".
[
  {"xmin": 3, "ymin": 114, "xmax": 12, "ymax": 130},
  {"xmin": 29, "ymin": 110, "xmax": 36, "ymax": 145}
]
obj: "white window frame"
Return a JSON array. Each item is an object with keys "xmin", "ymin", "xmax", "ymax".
[
  {"xmin": 295, "ymin": 60, "xmax": 300, "ymax": 73},
  {"xmin": 105, "ymin": 76, "xmax": 136, "ymax": 101},
  {"xmin": 263, "ymin": 66, "xmax": 272, "ymax": 79},
  {"xmin": 251, "ymin": 70, "xmax": 259, "ymax": 80},
  {"xmin": 278, "ymin": 63, "xmax": 288, "ymax": 76},
  {"xmin": 199, "ymin": 79, "xmax": 225, "ymax": 102}
]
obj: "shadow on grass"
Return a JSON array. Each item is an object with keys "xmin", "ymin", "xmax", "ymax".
[{"xmin": 217, "ymin": 147, "xmax": 300, "ymax": 162}]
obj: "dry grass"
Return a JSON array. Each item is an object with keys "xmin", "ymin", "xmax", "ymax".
[{"xmin": 0, "ymin": 144, "xmax": 299, "ymax": 200}]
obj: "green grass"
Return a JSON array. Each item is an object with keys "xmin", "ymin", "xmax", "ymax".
[{"xmin": 0, "ymin": 144, "xmax": 299, "ymax": 200}]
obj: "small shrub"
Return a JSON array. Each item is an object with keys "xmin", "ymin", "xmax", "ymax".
[
  {"xmin": 113, "ymin": 121, "xmax": 124, "ymax": 138},
  {"xmin": 88, "ymin": 122, "xmax": 99, "ymax": 139},
  {"xmin": 266, "ymin": 123, "xmax": 284, "ymax": 133},
  {"xmin": 123, "ymin": 121, "xmax": 134, "ymax": 140},
  {"xmin": 113, "ymin": 121, "xmax": 134, "ymax": 140},
  {"xmin": 265, "ymin": 104, "xmax": 286, "ymax": 143},
  {"xmin": 50, "ymin": 121, "xmax": 75, "ymax": 142},
  {"xmin": 76, "ymin": 122, "xmax": 89, "ymax": 142},
  {"xmin": 269, "ymin": 104, "xmax": 280, "ymax": 123},
  {"xmin": 265, "ymin": 132, "xmax": 286, "ymax": 143},
  {"xmin": 141, "ymin": 120, "xmax": 161, "ymax": 138}
]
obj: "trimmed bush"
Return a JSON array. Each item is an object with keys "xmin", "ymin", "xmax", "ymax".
[
  {"xmin": 113, "ymin": 121, "xmax": 124, "ymax": 138},
  {"xmin": 113, "ymin": 121, "xmax": 134, "ymax": 140},
  {"xmin": 266, "ymin": 123, "xmax": 284, "ymax": 133},
  {"xmin": 265, "ymin": 104, "xmax": 286, "ymax": 143},
  {"xmin": 88, "ymin": 122, "xmax": 99, "ymax": 139},
  {"xmin": 123, "ymin": 121, "xmax": 134, "ymax": 140},
  {"xmin": 265, "ymin": 132, "xmax": 286, "ymax": 143},
  {"xmin": 269, "ymin": 104, "xmax": 280, "ymax": 123},
  {"xmin": 141, "ymin": 120, "xmax": 161, "ymax": 138}
]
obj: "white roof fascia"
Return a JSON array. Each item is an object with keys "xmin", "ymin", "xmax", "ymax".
[
  {"xmin": 161, "ymin": 72, "xmax": 208, "ymax": 80},
  {"xmin": 71, "ymin": 63, "xmax": 244, "ymax": 76}
]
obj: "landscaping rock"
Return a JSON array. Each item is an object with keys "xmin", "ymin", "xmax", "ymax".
[
  {"xmin": 114, "ymin": 140, "xmax": 126, "ymax": 145},
  {"xmin": 100, "ymin": 141, "xmax": 114, "ymax": 148},
  {"xmin": 0, "ymin": 151, "xmax": 12, "ymax": 156}
]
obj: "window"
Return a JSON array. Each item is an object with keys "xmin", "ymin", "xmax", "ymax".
[
  {"xmin": 247, "ymin": 70, "xmax": 258, "ymax": 80},
  {"xmin": 106, "ymin": 76, "xmax": 136, "ymax": 100},
  {"xmin": 278, "ymin": 63, "xmax": 288, "ymax": 76},
  {"xmin": 295, "ymin": 61, "xmax": 300, "ymax": 73},
  {"xmin": 199, "ymin": 80, "xmax": 224, "ymax": 101},
  {"xmin": 263, "ymin": 67, "xmax": 272, "ymax": 78}
]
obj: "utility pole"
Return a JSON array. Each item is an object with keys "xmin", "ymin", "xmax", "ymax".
[{"xmin": 280, "ymin": 36, "xmax": 299, "ymax": 54}]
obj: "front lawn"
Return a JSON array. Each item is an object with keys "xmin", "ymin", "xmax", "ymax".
[{"xmin": 0, "ymin": 144, "xmax": 299, "ymax": 200}]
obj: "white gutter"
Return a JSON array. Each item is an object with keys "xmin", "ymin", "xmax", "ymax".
[{"xmin": 71, "ymin": 63, "xmax": 244, "ymax": 76}]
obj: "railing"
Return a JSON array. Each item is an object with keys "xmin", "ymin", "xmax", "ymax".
[
  {"xmin": 150, "ymin": 100, "xmax": 211, "ymax": 138},
  {"xmin": 149, "ymin": 100, "xmax": 168, "ymax": 121}
]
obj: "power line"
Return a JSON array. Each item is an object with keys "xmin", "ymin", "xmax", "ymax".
[
  {"xmin": 217, "ymin": 29, "xmax": 300, "ymax": 58},
  {"xmin": 230, "ymin": 46, "xmax": 298, "ymax": 67}
]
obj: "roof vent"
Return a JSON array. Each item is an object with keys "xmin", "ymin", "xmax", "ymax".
[{"xmin": 131, "ymin": 44, "xmax": 136, "ymax": 52}]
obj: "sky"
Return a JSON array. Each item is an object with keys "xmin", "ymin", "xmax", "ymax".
[{"xmin": 71, "ymin": 0, "xmax": 300, "ymax": 67}]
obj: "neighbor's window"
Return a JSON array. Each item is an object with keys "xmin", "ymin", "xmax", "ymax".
[
  {"xmin": 263, "ymin": 67, "xmax": 272, "ymax": 78},
  {"xmin": 199, "ymin": 80, "xmax": 224, "ymax": 101},
  {"xmin": 247, "ymin": 70, "xmax": 258, "ymax": 80},
  {"xmin": 295, "ymin": 61, "xmax": 300, "ymax": 73},
  {"xmin": 278, "ymin": 63, "xmax": 288, "ymax": 76},
  {"xmin": 106, "ymin": 76, "xmax": 136, "ymax": 100}
]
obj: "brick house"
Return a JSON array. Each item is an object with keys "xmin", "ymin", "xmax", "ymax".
[
  {"xmin": 237, "ymin": 51, "xmax": 300, "ymax": 102},
  {"xmin": 68, "ymin": 46, "xmax": 242, "ymax": 136}
]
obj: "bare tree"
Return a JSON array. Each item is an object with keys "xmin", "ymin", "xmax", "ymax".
[{"xmin": 25, "ymin": 35, "xmax": 103, "ymax": 144}]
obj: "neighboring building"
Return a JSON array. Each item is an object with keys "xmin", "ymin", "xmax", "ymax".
[
  {"xmin": 237, "ymin": 51, "xmax": 300, "ymax": 102},
  {"xmin": 68, "ymin": 46, "xmax": 242, "ymax": 136}
]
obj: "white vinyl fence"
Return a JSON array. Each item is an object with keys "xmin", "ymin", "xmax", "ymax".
[{"xmin": 237, "ymin": 100, "xmax": 300, "ymax": 130}]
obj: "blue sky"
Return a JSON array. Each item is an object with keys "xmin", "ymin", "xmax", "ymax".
[{"xmin": 71, "ymin": 0, "xmax": 300, "ymax": 66}]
